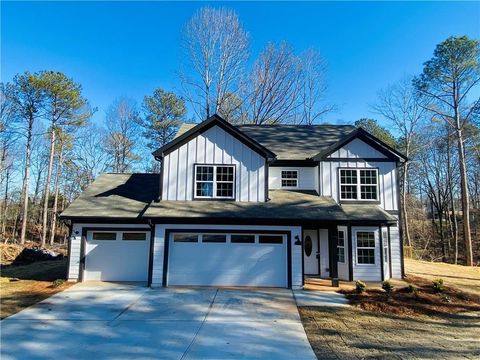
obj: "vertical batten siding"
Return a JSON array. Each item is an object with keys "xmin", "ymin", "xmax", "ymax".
[
  {"xmin": 390, "ymin": 223, "xmax": 402, "ymax": 278},
  {"xmin": 162, "ymin": 125, "xmax": 266, "ymax": 202},
  {"xmin": 319, "ymin": 160, "xmax": 397, "ymax": 211},
  {"xmin": 67, "ymin": 223, "xmax": 83, "ymax": 281},
  {"xmin": 352, "ymin": 226, "xmax": 382, "ymax": 281},
  {"xmin": 328, "ymin": 138, "xmax": 387, "ymax": 159},
  {"xmin": 151, "ymin": 224, "xmax": 302, "ymax": 289}
]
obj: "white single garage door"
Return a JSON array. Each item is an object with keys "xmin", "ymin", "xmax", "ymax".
[
  {"xmin": 167, "ymin": 232, "xmax": 288, "ymax": 287},
  {"xmin": 85, "ymin": 229, "xmax": 150, "ymax": 281}
]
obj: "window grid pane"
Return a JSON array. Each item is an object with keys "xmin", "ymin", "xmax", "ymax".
[
  {"xmin": 357, "ymin": 231, "xmax": 375, "ymax": 264},
  {"xmin": 341, "ymin": 185, "xmax": 357, "ymax": 199},
  {"xmin": 340, "ymin": 169, "xmax": 357, "ymax": 184},
  {"xmin": 281, "ymin": 170, "xmax": 298, "ymax": 188},
  {"xmin": 195, "ymin": 165, "xmax": 234, "ymax": 199}
]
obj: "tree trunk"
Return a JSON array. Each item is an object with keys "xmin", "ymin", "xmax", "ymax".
[
  {"xmin": 1, "ymin": 167, "xmax": 10, "ymax": 238},
  {"xmin": 401, "ymin": 162, "xmax": 412, "ymax": 247},
  {"xmin": 41, "ymin": 127, "xmax": 55, "ymax": 247},
  {"xmin": 49, "ymin": 144, "xmax": 63, "ymax": 245},
  {"xmin": 20, "ymin": 118, "xmax": 34, "ymax": 244},
  {"xmin": 457, "ymin": 129, "xmax": 473, "ymax": 265}
]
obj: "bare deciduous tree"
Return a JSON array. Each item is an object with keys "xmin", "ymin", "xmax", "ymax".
[
  {"xmin": 105, "ymin": 98, "xmax": 141, "ymax": 173},
  {"xmin": 373, "ymin": 77, "xmax": 426, "ymax": 248},
  {"xmin": 299, "ymin": 48, "xmax": 335, "ymax": 125},
  {"xmin": 414, "ymin": 36, "xmax": 480, "ymax": 266},
  {"xmin": 247, "ymin": 42, "xmax": 302, "ymax": 124},
  {"xmin": 180, "ymin": 6, "xmax": 249, "ymax": 119}
]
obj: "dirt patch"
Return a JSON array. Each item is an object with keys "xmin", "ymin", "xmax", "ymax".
[
  {"xmin": 299, "ymin": 306, "xmax": 480, "ymax": 360},
  {"xmin": 0, "ymin": 259, "xmax": 71, "ymax": 319},
  {"xmin": 339, "ymin": 275, "xmax": 480, "ymax": 317}
]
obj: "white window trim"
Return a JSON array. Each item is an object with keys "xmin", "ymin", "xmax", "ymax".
[
  {"xmin": 339, "ymin": 168, "xmax": 379, "ymax": 201},
  {"xmin": 337, "ymin": 229, "xmax": 346, "ymax": 264},
  {"xmin": 354, "ymin": 229, "xmax": 377, "ymax": 266},
  {"xmin": 281, "ymin": 169, "xmax": 299, "ymax": 189},
  {"xmin": 194, "ymin": 164, "xmax": 235, "ymax": 199}
]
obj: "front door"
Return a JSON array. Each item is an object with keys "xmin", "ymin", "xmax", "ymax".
[{"xmin": 303, "ymin": 229, "xmax": 319, "ymax": 275}]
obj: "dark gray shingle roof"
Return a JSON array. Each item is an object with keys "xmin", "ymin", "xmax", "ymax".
[
  {"xmin": 60, "ymin": 173, "xmax": 160, "ymax": 219},
  {"xmin": 174, "ymin": 123, "xmax": 356, "ymax": 160},
  {"xmin": 61, "ymin": 173, "xmax": 396, "ymax": 224}
]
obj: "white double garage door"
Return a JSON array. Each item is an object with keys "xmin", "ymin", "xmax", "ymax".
[{"xmin": 84, "ymin": 228, "xmax": 288, "ymax": 287}]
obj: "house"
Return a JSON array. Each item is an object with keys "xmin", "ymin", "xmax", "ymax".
[{"xmin": 60, "ymin": 114, "xmax": 407, "ymax": 289}]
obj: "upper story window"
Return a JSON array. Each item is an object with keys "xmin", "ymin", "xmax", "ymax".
[
  {"xmin": 281, "ymin": 170, "xmax": 298, "ymax": 188},
  {"xmin": 339, "ymin": 168, "xmax": 378, "ymax": 201},
  {"xmin": 194, "ymin": 165, "xmax": 235, "ymax": 199}
]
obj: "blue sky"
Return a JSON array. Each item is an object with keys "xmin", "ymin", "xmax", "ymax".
[{"xmin": 2, "ymin": 1, "xmax": 479, "ymax": 126}]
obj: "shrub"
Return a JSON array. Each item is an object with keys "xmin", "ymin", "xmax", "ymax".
[
  {"xmin": 382, "ymin": 280, "xmax": 394, "ymax": 297},
  {"xmin": 406, "ymin": 284, "xmax": 417, "ymax": 294},
  {"xmin": 52, "ymin": 279, "xmax": 65, "ymax": 288},
  {"xmin": 432, "ymin": 278, "xmax": 444, "ymax": 293},
  {"xmin": 355, "ymin": 280, "xmax": 367, "ymax": 294}
]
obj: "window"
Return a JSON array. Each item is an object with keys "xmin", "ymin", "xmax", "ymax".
[
  {"xmin": 231, "ymin": 234, "xmax": 255, "ymax": 243},
  {"xmin": 281, "ymin": 170, "xmax": 298, "ymax": 188},
  {"xmin": 383, "ymin": 230, "xmax": 389, "ymax": 264},
  {"xmin": 356, "ymin": 231, "xmax": 375, "ymax": 265},
  {"xmin": 337, "ymin": 230, "xmax": 345, "ymax": 263},
  {"xmin": 259, "ymin": 235, "xmax": 283, "ymax": 244},
  {"xmin": 339, "ymin": 169, "xmax": 378, "ymax": 201},
  {"xmin": 202, "ymin": 234, "xmax": 227, "ymax": 243},
  {"xmin": 173, "ymin": 234, "xmax": 198, "ymax": 242},
  {"xmin": 194, "ymin": 165, "xmax": 235, "ymax": 199},
  {"xmin": 122, "ymin": 232, "xmax": 147, "ymax": 241},
  {"xmin": 92, "ymin": 232, "xmax": 116, "ymax": 240}
]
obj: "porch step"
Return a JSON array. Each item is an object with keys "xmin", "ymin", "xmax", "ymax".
[{"xmin": 293, "ymin": 290, "xmax": 349, "ymax": 307}]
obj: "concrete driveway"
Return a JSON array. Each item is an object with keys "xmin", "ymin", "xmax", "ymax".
[{"xmin": 1, "ymin": 283, "xmax": 316, "ymax": 360}]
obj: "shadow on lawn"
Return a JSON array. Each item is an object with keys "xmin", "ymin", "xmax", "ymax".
[{"xmin": 1, "ymin": 259, "xmax": 67, "ymax": 281}]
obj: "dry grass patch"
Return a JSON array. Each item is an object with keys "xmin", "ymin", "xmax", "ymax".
[
  {"xmin": 405, "ymin": 258, "xmax": 480, "ymax": 296},
  {"xmin": 299, "ymin": 306, "xmax": 480, "ymax": 360},
  {"xmin": 1, "ymin": 259, "xmax": 72, "ymax": 319}
]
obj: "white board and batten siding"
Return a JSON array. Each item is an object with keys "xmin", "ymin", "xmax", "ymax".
[
  {"xmin": 351, "ymin": 226, "xmax": 382, "ymax": 281},
  {"xmin": 162, "ymin": 125, "xmax": 266, "ymax": 202},
  {"xmin": 389, "ymin": 217, "xmax": 402, "ymax": 278},
  {"xmin": 269, "ymin": 166, "xmax": 319, "ymax": 191},
  {"xmin": 151, "ymin": 224, "xmax": 303, "ymax": 289},
  {"xmin": 319, "ymin": 139, "xmax": 398, "ymax": 211}
]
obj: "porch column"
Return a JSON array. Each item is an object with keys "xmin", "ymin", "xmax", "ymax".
[{"xmin": 328, "ymin": 226, "xmax": 339, "ymax": 287}]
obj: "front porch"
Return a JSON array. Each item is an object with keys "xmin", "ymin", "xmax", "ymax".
[{"xmin": 301, "ymin": 224, "xmax": 401, "ymax": 286}]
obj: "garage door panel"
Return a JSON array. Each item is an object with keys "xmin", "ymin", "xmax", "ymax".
[
  {"xmin": 85, "ymin": 230, "xmax": 150, "ymax": 282},
  {"xmin": 168, "ymin": 233, "xmax": 287, "ymax": 287}
]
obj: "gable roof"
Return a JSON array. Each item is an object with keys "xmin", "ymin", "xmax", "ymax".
[
  {"xmin": 312, "ymin": 127, "xmax": 407, "ymax": 161},
  {"xmin": 152, "ymin": 114, "xmax": 276, "ymax": 160},
  {"xmin": 166, "ymin": 117, "xmax": 407, "ymax": 161}
]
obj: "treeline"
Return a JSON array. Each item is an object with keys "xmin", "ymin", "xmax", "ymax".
[{"xmin": 0, "ymin": 7, "xmax": 479, "ymax": 266}]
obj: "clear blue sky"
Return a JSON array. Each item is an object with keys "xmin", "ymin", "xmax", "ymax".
[{"xmin": 2, "ymin": 1, "xmax": 479, "ymax": 126}]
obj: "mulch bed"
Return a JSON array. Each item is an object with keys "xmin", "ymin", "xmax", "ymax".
[{"xmin": 339, "ymin": 275, "xmax": 480, "ymax": 317}]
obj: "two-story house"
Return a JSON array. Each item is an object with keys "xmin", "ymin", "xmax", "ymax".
[{"xmin": 61, "ymin": 114, "xmax": 406, "ymax": 289}]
